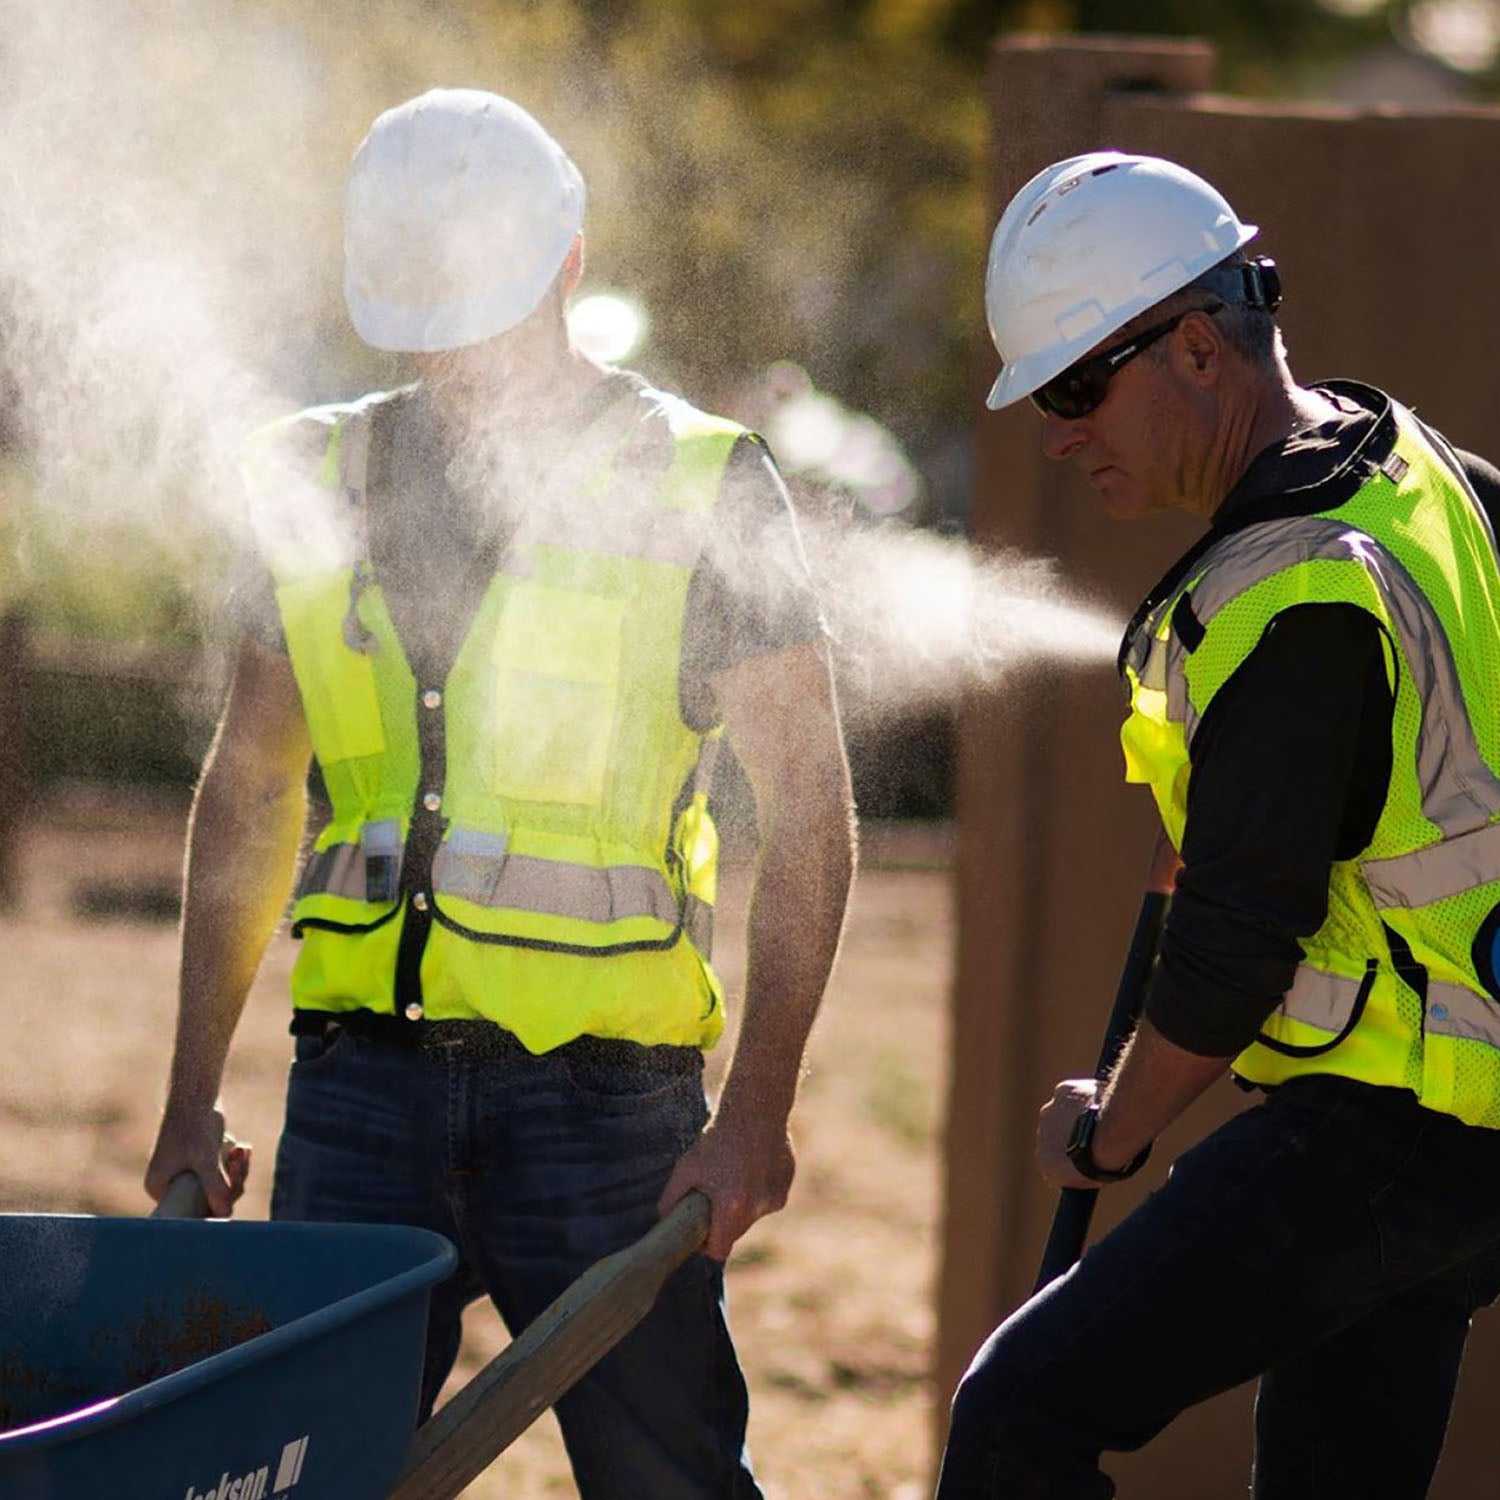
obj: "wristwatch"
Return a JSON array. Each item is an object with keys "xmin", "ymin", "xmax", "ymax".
[{"xmin": 1064, "ymin": 1103, "xmax": 1152, "ymax": 1183}]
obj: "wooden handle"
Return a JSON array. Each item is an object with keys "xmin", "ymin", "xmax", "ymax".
[
  {"xmin": 148, "ymin": 1135, "xmax": 245, "ymax": 1220},
  {"xmin": 389, "ymin": 1190, "xmax": 713, "ymax": 1500},
  {"xmin": 151, "ymin": 1170, "xmax": 212, "ymax": 1220}
]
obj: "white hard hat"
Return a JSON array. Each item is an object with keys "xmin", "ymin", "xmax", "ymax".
[
  {"xmin": 344, "ymin": 88, "xmax": 586, "ymax": 353},
  {"xmin": 984, "ymin": 152, "xmax": 1258, "ymax": 411}
]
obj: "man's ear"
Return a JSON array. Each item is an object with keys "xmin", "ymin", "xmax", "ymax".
[
  {"xmin": 1177, "ymin": 309, "xmax": 1222, "ymax": 383},
  {"xmin": 561, "ymin": 233, "xmax": 586, "ymax": 298}
]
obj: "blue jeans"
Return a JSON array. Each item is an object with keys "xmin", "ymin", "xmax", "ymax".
[
  {"xmin": 937, "ymin": 1076, "xmax": 1500, "ymax": 1500},
  {"xmin": 270, "ymin": 1021, "xmax": 761, "ymax": 1500}
]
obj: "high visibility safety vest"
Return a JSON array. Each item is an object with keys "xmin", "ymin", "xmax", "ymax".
[
  {"xmin": 259, "ymin": 384, "xmax": 743, "ymax": 1053},
  {"xmin": 1120, "ymin": 385, "xmax": 1500, "ymax": 1127}
]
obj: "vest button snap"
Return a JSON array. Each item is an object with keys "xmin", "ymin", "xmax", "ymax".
[
  {"xmin": 404, "ymin": 1002, "xmax": 424, "ymax": 1021},
  {"xmin": 422, "ymin": 791, "xmax": 442, "ymax": 813},
  {"xmin": 421, "ymin": 689, "xmax": 442, "ymax": 710},
  {"xmin": 412, "ymin": 891, "xmax": 429, "ymax": 912}
]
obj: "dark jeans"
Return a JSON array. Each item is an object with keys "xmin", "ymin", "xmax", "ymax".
[
  {"xmin": 270, "ymin": 1021, "xmax": 761, "ymax": 1500},
  {"xmin": 937, "ymin": 1076, "xmax": 1500, "ymax": 1500}
]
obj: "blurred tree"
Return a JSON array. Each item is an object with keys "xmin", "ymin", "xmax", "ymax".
[
  {"xmin": 7, "ymin": 0, "xmax": 1483, "ymax": 798},
  {"xmin": 2, "ymin": 0, "xmax": 1464, "ymax": 617}
]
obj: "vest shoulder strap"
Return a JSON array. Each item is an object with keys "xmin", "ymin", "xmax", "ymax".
[
  {"xmin": 250, "ymin": 388, "xmax": 411, "ymax": 583},
  {"xmin": 635, "ymin": 389, "xmax": 750, "ymax": 516}
]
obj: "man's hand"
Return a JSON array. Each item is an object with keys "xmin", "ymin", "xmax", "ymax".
[
  {"xmin": 657, "ymin": 1112, "xmax": 795, "ymax": 1261},
  {"xmin": 1036, "ymin": 1077, "xmax": 1103, "ymax": 1190},
  {"xmin": 145, "ymin": 1104, "xmax": 251, "ymax": 1218}
]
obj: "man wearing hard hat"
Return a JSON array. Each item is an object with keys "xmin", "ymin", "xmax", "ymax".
[
  {"xmin": 937, "ymin": 153, "xmax": 1500, "ymax": 1498},
  {"xmin": 146, "ymin": 89, "xmax": 854, "ymax": 1498}
]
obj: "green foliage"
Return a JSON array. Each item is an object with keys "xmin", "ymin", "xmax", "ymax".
[{"xmin": 1, "ymin": 461, "xmax": 228, "ymax": 646}]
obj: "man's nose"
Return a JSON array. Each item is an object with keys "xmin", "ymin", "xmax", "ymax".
[{"xmin": 1039, "ymin": 410, "xmax": 1089, "ymax": 462}]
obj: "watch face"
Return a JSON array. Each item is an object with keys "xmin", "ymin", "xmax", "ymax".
[{"xmin": 1065, "ymin": 1104, "xmax": 1098, "ymax": 1161}]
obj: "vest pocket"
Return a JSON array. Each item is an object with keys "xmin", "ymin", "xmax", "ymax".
[{"xmin": 488, "ymin": 583, "xmax": 624, "ymax": 806}]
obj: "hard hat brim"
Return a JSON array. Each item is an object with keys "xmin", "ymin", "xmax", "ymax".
[{"xmin": 345, "ymin": 268, "xmax": 567, "ymax": 353}]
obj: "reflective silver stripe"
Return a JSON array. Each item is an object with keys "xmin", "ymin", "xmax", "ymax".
[
  {"xmin": 431, "ymin": 845, "xmax": 681, "ymax": 925},
  {"xmin": 428, "ymin": 826, "xmax": 509, "ymax": 903},
  {"xmin": 301, "ymin": 828, "xmax": 691, "ymax": 930},
  {"xmin": 1362, "ymin": 820, "xmax": 1500, "ymax": 909},
  {"xmin": 1185, "ymin": 509, "xmax": 1500, "ymax": 838},
  {"xmin": 296, "ymin": 818, "xmax": 403, "ymax": 902},
  {"xmin": 1426, "ymin": 981, "xmax": 1500, "ymax": 1049},
  {"xmin": 1164, "ymin": 626, "xmax": 1197, "ymax": 743},
  {"xmin": 1132, "ymin": 627, "xmax": 1169, "ymax": 692},
  {"xmin": 693, "ymin": 733, "xmax": 722, "ymax": 798},
  {"xmin": 1122, "ymin": 613, "xmax": 1152, "ymax": 683},
  {"xmin": 685, "ymin": 893, "xmax": 714, "ymax": 952},
  {"xmin": 337, "ymin": 409, "xmax": 371, "ymax": 506},
  {"xmin": 1124, "ymin": 596, "xmax": 1194, "ymax": 731},
  {"xmin": 1277, "ymin": 963, "xmax": 1365, "ymax": 1033},
  {"xmin": 297, "ymin": 842, "xmax": 365, "ymax": 902}
]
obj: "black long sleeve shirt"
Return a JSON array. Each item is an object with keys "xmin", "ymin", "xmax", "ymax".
[{"xmin": 1140, "ymin": 383, "xmax": 1500, "ymax": 1057}]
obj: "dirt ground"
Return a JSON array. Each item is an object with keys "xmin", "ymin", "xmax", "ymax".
[{"xmin": 0, "ymin": 790, "xmax": 952, "ymax": 1500}]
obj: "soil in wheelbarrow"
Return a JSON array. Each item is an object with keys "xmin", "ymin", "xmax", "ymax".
[{"xmin": 0, "ymin": 1290, "xmax": 273, "ymax": 1431}]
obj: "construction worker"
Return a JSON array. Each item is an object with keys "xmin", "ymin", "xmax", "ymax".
[
  {"xmin": 145, "ymin": 88, "xmax": 854, "ymax": 1500},
  {"xmin": 936, "ymin": 152, "xmax": 1500, "ymax": 1499}
]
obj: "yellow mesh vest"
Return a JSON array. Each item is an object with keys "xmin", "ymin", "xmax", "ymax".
[
  {"xmin": 1122, "ymin": 401, "xmax": 1500, "ymax": 1126},
  {"xmin": 260, "ymin": 386, "xmax": 743, "ymax": 1052}
]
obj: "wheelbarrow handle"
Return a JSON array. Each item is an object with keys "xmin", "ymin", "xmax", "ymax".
[
  {"xmin": 388, "ymin": 1188, "xmax": 713, "ymax": 1500},
  {"xmin": 149, "ymin": 1137, "xmax": 247, "ymax": 1220},
  {"xmin": 151, "ymin": 1170, "xmax": 212, "ymax": 1220}
]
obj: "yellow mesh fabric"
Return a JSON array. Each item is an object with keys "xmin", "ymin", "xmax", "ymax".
[{"xmin": 1125, "ymin": 409, "xmax": 1500, "ymax": 1127}]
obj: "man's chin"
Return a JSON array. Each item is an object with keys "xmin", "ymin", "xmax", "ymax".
[{"xmin": 1089, "ymin": 468, "xmax": 1145, "ymax": 518}]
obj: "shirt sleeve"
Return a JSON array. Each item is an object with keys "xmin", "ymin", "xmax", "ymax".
[
  {"xmin": 228, "ymin": 559, "xmax": 286, "ymax": 652},
  {"xmin": 1456, "ymin": 447, "xmax": 1500, "ymax": 535},
  {"xmin": 1144, "ymin": 602, "xmax": 1394, "ymax": 1057},
  {"xmin": 678, "ymin": 435, "xmax": 828, "ymax": 729}
]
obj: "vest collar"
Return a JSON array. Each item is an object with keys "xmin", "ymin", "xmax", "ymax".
[
  {"xmin": 1118, "ymin": 381, "xmax": 1400, "ymax": 676},
  {"xmin": 1211, "ymin": 379, "xmax": 1396, "ymax": 534}
]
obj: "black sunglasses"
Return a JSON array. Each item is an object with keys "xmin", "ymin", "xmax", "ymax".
[{"xmin": 1030, "ymin": 303, "xmax": 1224, "ymax": 421}]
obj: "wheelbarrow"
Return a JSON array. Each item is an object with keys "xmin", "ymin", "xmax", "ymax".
[{"xmin": 0, "ymin": 1178, "xmax": 710, "ymax": 1499}]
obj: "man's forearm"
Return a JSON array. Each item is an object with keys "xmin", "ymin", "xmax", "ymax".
[
  {"xmin": 1091, "ymin": 1016, "xmax": 1235, "ymax": 1173},
  {"xmin": 166, "ymin": 753, "xmax": 307, "ymax": 1112},
  {"xmin": 716, "ymin": 804, "xmax": 854, "ymax": 1130}
]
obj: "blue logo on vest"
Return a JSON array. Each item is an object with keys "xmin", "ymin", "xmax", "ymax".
[{"xmin": 1470, "ymin": 902, "xmax": 1500, "ymax": 1002}]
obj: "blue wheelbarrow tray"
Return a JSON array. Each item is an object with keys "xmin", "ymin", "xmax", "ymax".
[
  {"xmin": 0, "ymin": 1190, "xmax": 711, "ymax": 1500},
  {"xmin": 0, "ymin": 1214, "xmax": 456, "ymax": 1500}
]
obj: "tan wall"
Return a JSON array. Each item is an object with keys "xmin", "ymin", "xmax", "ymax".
[{"xmin": 942, "ymin": 34, "xmax": 1500, "ymax": 1498}]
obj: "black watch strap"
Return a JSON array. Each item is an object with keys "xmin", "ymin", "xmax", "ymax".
[{"xmin": 1065, "ymin": 1103, "xmax": 1152, "ymax": 1183}]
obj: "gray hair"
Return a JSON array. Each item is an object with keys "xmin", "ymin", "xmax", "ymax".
[{"xmin": 1123, "ymin": 252, "xmax": 1279, "ymax": 372}]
